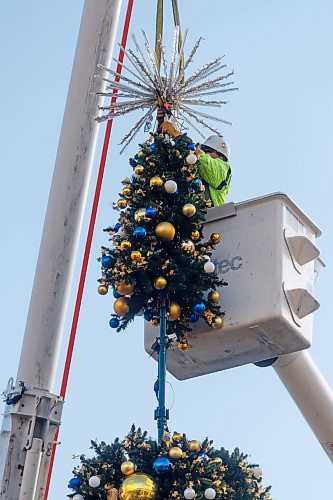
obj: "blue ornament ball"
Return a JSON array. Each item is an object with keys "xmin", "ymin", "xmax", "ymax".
[
  {"xmin": 101, "ymin": 255, "xmax": 115, "ymax": 268},
  {"xmin": 68, "ymin": 477, "xmax": 81, "ymax": 489},
  {"xmin": 109, "ymin": 317, "xmax": 120, "ymax": 329},
  {"xmin": 144, "ymin": 310, "xmax": 153, "ymax": 321},
  {"xmin": 153, "ymin": 456, "xmax": 171, "ymax": 475},
  {"xmin": 150, "ymin": 142, "xmax": 156, "ymax": 151},
  {"xmin": 113, "ymin": 289, "xmax": 121, "ymax": 299},
  {"xmin": 189, "ymin": 313, "xmax": 200, "ymax": 323},
  {"xmin": 114, "ymin": 223, "xmax": 122, "ymax": 232},
  {"xmin": 146, "ymin": 206, "xmax": 157, "ymax": 218},
  {"xmin": 193, "ymin": 302, "xmax": 206, "ymax": 315},
  {"xmin": 188, "ymin": 142, "xmax": 196, "ymax": 150},
  {"xmin": 133, "ymin": 226, "xmax": 147, "ymax": 239}
]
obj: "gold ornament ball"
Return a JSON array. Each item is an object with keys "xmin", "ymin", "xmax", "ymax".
[
  {"xmin": 134, "ymin": 165, "xmax": 144, "ymax": 175},
  {"xmin": 172, "ymin": 432, "xmax": 183, "ymax": 443},
  {"xmin": 137, "ymin": 150, "xmax": 145, "ymax": 158},
  {"xmin": 191, "ymin": 230, "xmax": 200, "ymax": 240},
  {"xmin": 155, "ymin": 222, "xmax": 176, "ymax": 241},
  {"xmin": 122, "ymin": 186, "xmax": 132, "ymax": 197},
  {"xmin": 168, "ymin": 302, "xmax": 181, "ymax": 321},
  {"xmin": 187, "ymin": 440, "xmax": 201, "ymax": 452},
  {"xmin": 134, "ymin": 208, "xmax": 148, "ymax": 222},
  {"xmin": 119, "ymin": 473, "xmax": 157, "ymax": 500},
  {"xmin": 117, "ymin": 281, "xmax": 134, "ymax": 296},
  {"xmin": 178, "ymin": 339, "xmax": 188, "ymax": 351},
  {"xmin": 150, "ymin": 318, "xmax": 160, "ymax": 327},
  {"xmin": 117, "ymin": 199, "xmax": 128, "ymax": 209},
  {"xmin": 113, "ymin": 297, "xmax": 130, "ymax": 316},
  {"xmin": 154, "ymin": 276, "xmax": 167, "ymax": 290},
  {"xmin": 168, "ymin": 446, "xmax": 183, "ymax": 460},
  {"xmin": 98, "ymin": 284, "xmax": 108, "ymax": 295},
  {"xmin": 180, "ymin": 239, "xmax": 195, "ymax": 253},
  {"xmin": 211, "ymin": 232, "xmax": 221, "ymax": 244},
  {"xmin": 121, "ymin": 460, "xmax": 135, "ymax": 476},
  {"xmin": 208, "ymin": 290, "xmax": 221, "ymax": 303},
  {"xmin": 149, "ymin": 176, "xmax": 164, "ymax": 188},
  {"xmin": 120, "ymin": 240, "xmax": 132, "ymax": 251},
  {"xmin": 211, "ymin": 316, "xmax": 224, "ymax": 329},
  {"xmin": 212, "ymin": 457, "xmax": 223, "ymax": 464},
  {"xmin": 182, "ymin": 203, "xmax": 196, "ymax": 217},
  {"xmin": 131, "ymin": 251, "xmax": 142, "ymax": 262}
]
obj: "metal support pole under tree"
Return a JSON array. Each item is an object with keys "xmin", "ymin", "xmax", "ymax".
[{"xmin": 155, "ymin": 293, "xmax": 169, "ymax": 444}]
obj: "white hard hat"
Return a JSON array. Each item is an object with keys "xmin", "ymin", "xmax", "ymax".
[{"xmin": 202, "ymin": 135, "xmax": 230, "ymax": 160}]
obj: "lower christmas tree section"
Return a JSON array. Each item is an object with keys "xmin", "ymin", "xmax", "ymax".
[{"xmin": 68, "ymin": 425, "xmax": 271, "ymax": 499}]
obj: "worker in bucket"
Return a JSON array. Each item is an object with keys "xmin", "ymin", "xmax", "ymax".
[{"xmin": 196, "ymin": 135, "xmax": 232, "ymax": 206}]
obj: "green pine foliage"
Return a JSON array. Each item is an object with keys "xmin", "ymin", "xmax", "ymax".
[
  {"xmin": 68, "ymin": 425, "xmax": 271, "ymax": 499},
  {"xmin": 99, "ymin": 132, "xmax": 227, "ymax": 339}
]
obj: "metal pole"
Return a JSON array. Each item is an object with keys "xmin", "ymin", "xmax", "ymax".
[
  {"xmin": 0, "ymin": 2, "xmax": 123, "ymax": 498},
  {"xmin": 155, "ymin": 293, "xmax": 169, "ymax": 445},
  {"xmin": 273, "ymin": 350, "xmax": 333, "ymax": 462}
]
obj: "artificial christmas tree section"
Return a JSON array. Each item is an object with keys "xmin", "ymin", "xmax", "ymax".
[
  {"xmin": 98, "ymin": 132, "xmax": 226, "ymax": 342},
  {"xmin": 145, "ymin": 193, "xmax": 322, "ymax": 379},
  {"xmin": 67, "ymin": 426, "xmax": 271, "ymax": 499}
]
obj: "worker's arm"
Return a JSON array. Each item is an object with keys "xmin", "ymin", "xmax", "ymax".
[{"xmin": 197, "ymin": 151, "xmax": 230, "ymax": 189}]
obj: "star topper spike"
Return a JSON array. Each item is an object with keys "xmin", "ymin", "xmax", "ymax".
[{"xmin": 94, "ymin": 29, "xmax": 238, "ymax": 152}]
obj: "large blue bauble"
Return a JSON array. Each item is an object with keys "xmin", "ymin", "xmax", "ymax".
[
  {"xmin": 101, "ymin": 255, "xmax": 115, "ymax": 268},
  {"xmin": 144, "ymin": 310, "xmax": 153, "ymax": 321},
  {"xmin": 133, "ymin": 226, "xmax": 147, "ymax": 239},
  {"xmin": 109, "ymin": 317, "xmax": 120, "ymax": 328},
  {"xmin": 113, "ymin": 289, "xmax": 121, "ymax": 299},
  {"xmin": 189, "ymin": 313, "xmax": 199, "ymax": 323},
  {"xmin": 146, "ymin": 206, "xmax": 157, "ymax": 218},
  {"xmin": 153, "ymin": 456, "xmax": 171, "ymax": 475},
  {"xmin": 68, "ymin": 477, "xmax": 81, "ymax": 489},
  {"xmin": 150, "ymin": 142, "xmax": 156, "ymax": 151},
  {"xmin": 193, "ymin": 302, "xmax": 206, "ymax": 315},
  {"xmin": 114, "ymin": 223, "xmax": 122, "ymax": 232},
  {"xmin": 188, "ymin": 142, "xmax": 196, "ymax": 150}
]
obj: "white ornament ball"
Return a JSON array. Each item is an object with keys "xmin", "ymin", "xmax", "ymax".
[
  {"xmin": 164, "ymin": 180, "xmax": 178, "ymax": 193},
  {"xmin": 204, "ymin": 488, "xmax": 216, "ymax": 499},
  {"xmin": 252, "ymin": 466, "xmax": 263, "ymax": 478},
  {"xmin": 118, "ymin": 227, "xmax": 126, "ymax": 237},
  {"xmin": 203, "ymin": 255, "xmax": 211, "ymax": 261},
  {"xmin": 186, "ymin": 153, "xmax": 197, "ymax": 165},
  {"xmin": 204, "ymin": 261, "xmax": 215, "ymax": 273},
  {"xmin": 73, "ymin": 496, "xmax": 84, "ymax": 500},
  {"xmin": 88, "ymin": 476, "xmax": 100, "ymax": 488},
  {"xmin": 184, "ymin": 487, "xmax": 196, "ymax": 499}
]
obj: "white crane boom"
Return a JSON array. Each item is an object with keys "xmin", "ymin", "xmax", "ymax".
[{"xmin": 0, "ymin": 1, "xmax": 123, "ymax": 498}]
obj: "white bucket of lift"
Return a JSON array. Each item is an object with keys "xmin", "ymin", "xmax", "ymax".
[{"xmin": 144, "ymin": 192, "xmax": 323, "ymax": 380}]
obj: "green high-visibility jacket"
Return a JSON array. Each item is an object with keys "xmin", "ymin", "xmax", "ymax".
[{"xmin": 197, "ymin": 152, "xmax": 232, "ymax": 206}]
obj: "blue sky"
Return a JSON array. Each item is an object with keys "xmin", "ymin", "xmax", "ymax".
[{"xmin": 1, "ymin": 1, "xmax": 333, "ymax": 499}]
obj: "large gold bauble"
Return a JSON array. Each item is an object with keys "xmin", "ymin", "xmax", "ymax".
[
  {"xmin": 113, "ymin": 297, "xmax": 130, "ymax": 316},
  {"xmin": 191, "ymin": 229, "xmax": 200, "ymax": 240},
  {"xmin": 212, "ymin": 457, "xmax": 223, "ymax": 464},
  {"xmin": 182, "ymin": 203, "xmax": 196, "ymax": 217},
  {"xmin": 120, "ymin": 240, "xmax": 132, "ymax": 251},
  {"xmin": 122, "ymin": 186, "xmax": 132, "ymax": 197},
  {"xmin": 134, "ymin": 208, "xmax": 148, "ymax": 222},
  {"xmin": 178, "ymin": 339, "xmax": 188, "ymax": 352},
  {"xmin": 134, "ymin": 165, "xmax": 144, "ymax": 175},
  {"xmin": 168, "ymin": 446, "xmax": 183, "ymax": 460},
  {"xmin": 117, "ymin": 281, "xmax": 134, "ymax": 296},
  {"xmin": 117, "ymin": 199, "xmax": 128, "ymax": 209},
  {"xmin": 98, "ymin": 284, "xmax": 108, "ymax": 295},
  {"xmin": 180, "ymin": 240, "xmax": 195, "ymax": 253},
  {"xmin": 131, "ymin": 251, "xmax": 142, "ymax": 262},
  {"xmin": 121, "ymin": 460, "xmax": 135, "ymax": 476},
  {"xmin": 137, "ymin": 151, "xmax": 145, "ymax": 158},
  {"xmin": 119, "ymin": 473, "xmax": 157, "ymax": 500},
  {"xmin": 168, "ymin": 302, "xmax": 181, "ymax": 321},
  {"xmin": 154, "ymin": 277, "xmax": 167, "ymax": 290},
  {"xmin": 211, "ymin": 316, "xmax": 224, "ymax": 329},
  {"xmin": 208, "ymin": 290, "xmax": 220, "ymax": 303},
  {"xmin": 211, "ymin": 232, "xmax": 221, "ymax": 244},
  {"xmin": 187, "ymin": 440, "xmax": 201, "ymax": 452},
  {"xmin": 155, "ymin": 222, "xmax": 175, "ymax": 241},
  {"xmin": 149, "ymin": 176, "xmax": 164, "ymax": 188},
  {"xmin": 172, "ymin": 432, "xmax": 183, "ymax": 443}
]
